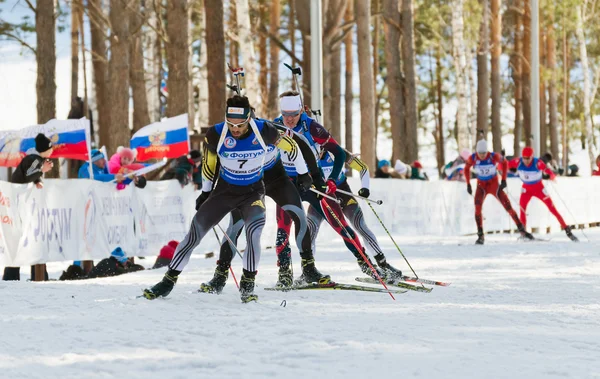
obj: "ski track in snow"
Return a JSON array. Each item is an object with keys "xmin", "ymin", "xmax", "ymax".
[{"xmin": 2, "ymin": 231, "xmax": 600, "ymax": 378}]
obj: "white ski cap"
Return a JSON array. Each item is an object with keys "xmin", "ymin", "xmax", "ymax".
[
  {"xmin": 476, "ymin": 139, "xmax": 488, "ymax": 153},
  {"xmin": 280, "ymin": 95, "xmax": 302, "ymax": 112}
]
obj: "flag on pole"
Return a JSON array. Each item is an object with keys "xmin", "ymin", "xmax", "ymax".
[
  {"xmin": 130, "ymin": 114, "xmax": 189, "ymax": 162},
  {"xmin": 0, "ymin": 118, "xmax": 91, "ymax": 167}
]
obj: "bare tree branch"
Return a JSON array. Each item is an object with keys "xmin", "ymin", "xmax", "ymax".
[
  {"xmin": 1, "ymin": 32, "xmax": 36, "ymax": 54},
  {"xmin": 257, "ymin": 23, "xmax": 302, "ymax": 65},
  {"xmin": 22, "ymin": 0, "xmax": 37, "ymax": 14}
]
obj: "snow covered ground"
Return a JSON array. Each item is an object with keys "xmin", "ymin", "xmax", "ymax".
[{"xmin": 2, "ymin": 229, "xmax": 600, "ymax": 379}]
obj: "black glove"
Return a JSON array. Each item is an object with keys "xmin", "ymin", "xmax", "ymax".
[
  {"xmin": 499, "ymin": 179, "xmax": 507, "ymax": 192},
  {"xmin": 195, "ymin": 191, "xmax": 210, "ymax": 210},
  {"xmin": 134, "ymin": 176, "xmax": 147, "ymax": 189},
  {"xmin": 297, "ymin": 173, "xmax": 313, "ymax": 192},
  {"xmin": 358, "ymin": 188, "xmax": 370, "ymax": 198},
  {"xmin": 467, "ymin": 183, "xmax": 472, "ymax": 195},
  {"xmin": 312, "ymin": 176, "xmax": 327, "ymax": 199}
]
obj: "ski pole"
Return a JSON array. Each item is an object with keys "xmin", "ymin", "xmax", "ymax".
[
  {"xmin": 366, "ymin": 202, "xmax": 419, "ymax": 279},
  {"xmin": 547, "ymin": 180, "xmax": 589, "ymax": 241},
  {"xmin": 335, "ymin": 188, "xmax": 383, "ymax": 205},
  {"xmin": 319, "ymin": 199, "xmax": 395, "ymax": 301},
  {"xmin": 212, "ymin": 227, "xmax": 240, "ymax": 289},
  {"xmin": 309, "ymin": 187, "xmax": 341, "ymax": 203},
  {"xmin": 214, "ymin": 225, "xmax": 244, "ymax": 260},
  {"xmin": 283, "ymin": 62, "xmax": 304, "ymax": 108}
]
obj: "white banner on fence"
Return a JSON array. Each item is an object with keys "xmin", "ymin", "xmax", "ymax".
[{"xmin": 1, "ymin": 177, "xmax": 599, "ymax": 266}]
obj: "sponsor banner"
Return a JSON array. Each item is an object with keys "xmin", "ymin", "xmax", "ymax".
[
  {"xmin": 133, "ymin": 181, "xmax": 192, "ymax": 256},
  {"xmin": 1, "ymin": 176, "xmax": 599, "ymax": 265}
]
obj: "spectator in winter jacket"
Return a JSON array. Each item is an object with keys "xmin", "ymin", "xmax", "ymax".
[
  {"xmin": 78, "ymin": 149, "xmax": 126, "ymax": 182},
  {"xmin": 443, "ymin": 149, "xmax": 470, "ymax": 182},
  {"xmin": 375, "ymin": 160, "xmax": 393, "ymax": 178},
  {"xmin": 11, "ymin": 133, "xmax": 54, "ymax": 187},
  {"xmin": 160, "ymin": 150, "xmax": 202, "ymax": 188},
  {"xmin": 409, "ymin": 161, "xmax": 429, "ymax": 181},
  {"xmin": 593, "ymin": 155, "xmax": 600, "ymax": 176},
  {"xmin": 87, "ymin": 248, "xmax": 144, "ymax": 279},
  {"xmin": 3, "ymin": 134, "xmax": 54, "ymax": 281},
  {"xmin": 108, "ymin": 146, "xmax": 146, "ymax": 175},
  {"xmin": 152, "ymin": 240, "xmax": 179, "ymax": 269}
]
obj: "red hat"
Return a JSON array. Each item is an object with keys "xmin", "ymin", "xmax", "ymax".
[
  {"xmin": 412, "ymin": 160, "xmax": 422, "ymax": 169},
  {"xmin": 158, "ymin": 245, "xmax": 175, "ymax": 260},
  {"xmin": 522, "ymin": 146, "xmax": 534, "ymax": 158},
  {"xmin": 167, "ymin": 240, "xmax": 179, "ymax": 249}
]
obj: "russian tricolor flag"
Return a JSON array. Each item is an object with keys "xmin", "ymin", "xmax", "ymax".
[
  {"xmin": 130, "ymin": 114, "xmax": 190, "ymax": 162},
  {"xmin": 0, "ymin": 118, "xmax": 91, "ymax": 167}
]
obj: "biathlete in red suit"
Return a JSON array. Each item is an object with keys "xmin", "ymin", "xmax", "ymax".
[
  {"xmin": 508, "ymin": 147, "xmax": 578, "ymax": 241},
  {"xmin": 464, "ymin": 140, "xmax": 534, "ymax": 245}
]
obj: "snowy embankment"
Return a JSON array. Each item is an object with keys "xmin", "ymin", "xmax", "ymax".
[{"xmin": 2, "ymin": 229, "xmax": 600, "ymax": 379}]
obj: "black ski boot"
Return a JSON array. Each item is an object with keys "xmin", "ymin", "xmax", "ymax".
[
  {"xmin": 297, "ymin": 251, "xmax": 331, "ymax": 285},
  {"xmin": 239, "ymin": 269, "xmax": 258, "ymax": 303},
  {"xmin": 374, "ymin": 254, "xmax": 403, "ymax": 280},
  {"xmin": 357, "ymin": 256, "xmax": 386, "ymax": 280},
  {"xmin": 518, "ymin": 225, "xmax": 535, "ymax": 241},
  {"xmin": 143, "ymin": 270, "xmax": 179, "ymax": 299},
  {"xmin": 275, "ymin": 249, "xmax": 293, "ymax": 288},
  {"xmin": 199, "ymin": 261, "xmax": 230, "ymax": 294},
  {"xmin": 564, "ymin": 226, "xmax": 579, "ymax": 242},
  {"xmin": 475, "ymin": 233, "xmax": 485, "ymax": 245}
]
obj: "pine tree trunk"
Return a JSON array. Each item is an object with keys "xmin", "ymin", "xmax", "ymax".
[
  {"xmin": 196, "ymin": 0, "xmax": 209, "ymax": 127},
  {"xmin": 452, "ymin": 0, "xmax": 469, "ymax": 151},
  {"xmin": 107, "ymin": 0, "xmax": 131, "ymax": 154},
  {"xmin": 401, "ymin": 0, "xmax": 418, "ymax": 161},
  {"xmin": 490, "ymin": 0, "xmax": 502, "ymax": 152},
  {"xmin": 258, "ymin": 0, "xmax": 268, "ymax": 116},
  {"xmin": 187, "ymin": 4, "xmax": 195, "ymax": 131},
  {"xmin": 204, "ymin": 0, "xmax": 226, "ymax": 125},
  {"xmin": 512, "ymin": 0, "xmax": 522, "ymax": 156},
  {"xmin": 477, "ymin": 0, "xmax": 489, "ymax": 139},
  {"xmin": 467, "ymin": 41, "xmax": 478, "ymax": 145},
  {"xmin": 71, "ymin": 0, "xmax": 80, "ymax": 102},
  {"xmin": 37, "ymin": 0, "xmax": 58, "ymax": 180},
  {"xmin": 290, "ymin": 0, "xmax": 297, "ymax": 69},
  {"xmin": 436, "ymin": 45, "xmax": 445, "ymax": 171},
  {"xmin": 296, "ymin": 0, "xmax": 311, "ymax": 105},
  {"xmin": 235, "ymin": 0, "xmax": 261, "ymax": 110},
  {"xmin": 383, "ymin": 0, "xmax": 404, "ymax": 163},
  {"xmin": 130, "ymin": 0, "xmax": 150, "ymax": 132},
  {"xmin": 522, "ymin": 0, "xmax": 531, "ymax": 146},
  {"xmin": 267, "ymin": 0, "xmax": 281, "ymax": 120},
  {"xmin": 344, "ymin": 2, "xmax": 353, "ymax": 155},
  {"xmin": 547, "ymin": 18, "xmax": 559, "ymax": 160},
  {"xmin": 539, "ymin": 27, "xmax": 547, "ymax": 154},
  {"xmin": 166, "ymin": 0, "xmax": 189, "ymax": 118},
  {"xmin": 89, "ymin": 0, "xmax": 109, "ymax": 147},
  {"xmin": 228, "ymin": 1, "xmax": 239, "ymax": 69},
  {"xmin": 540, "ymin": 44, "xmax": 548, "ymax": 156},
  {"xmin": 561, "ymin": 26, "xmax": 569, "ymax": 169},
  {"xmin": 330, "ymin": 45, "xmax": 342, "ymax": 143},
  {"xmin": 575, "ymin": 6, "xmax": 596, "ymax": 170},
  {"xmin": 355, "ymin": 0, "xmax": 376, "ymax": 172},
  {"xmin": 146, "ymin": 2, "xmax": 161, "ymax": 123}
]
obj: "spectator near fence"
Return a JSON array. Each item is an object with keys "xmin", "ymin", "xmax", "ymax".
[
  {"xmin": 79, "ymin": 149, "xmax": 125, "ymax": 182},
  {"xmin": 593, "ymin": 155, "xmax": 600, "ymax": 176},
  {"xmin": 3, "ymin": 134, "xmax": 54, "ymax": 281},
  {"xmin": 160, "ymin": 150, "xmax": 202, "ymax": 188}
]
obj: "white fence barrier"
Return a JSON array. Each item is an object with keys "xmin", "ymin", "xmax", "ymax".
[{"xmin": 1, "ymin": 177, "xmax": 598, "ymax": 266}]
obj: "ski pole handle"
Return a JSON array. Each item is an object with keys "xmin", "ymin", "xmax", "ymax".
[
  {"xmin": 335, "ymin": 188, "xmax": 383, "ymax": 205},
  {"xmin": 309, "ymin": 187, "xmax": 341, "ymax": 203}
]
